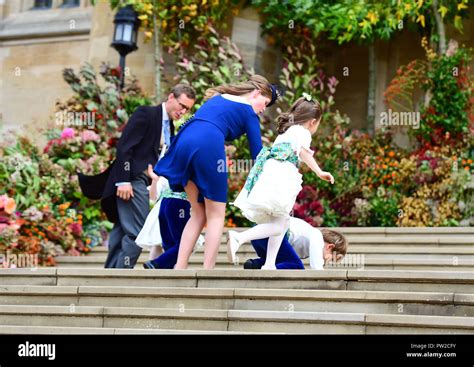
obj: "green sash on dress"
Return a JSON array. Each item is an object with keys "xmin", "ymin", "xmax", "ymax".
[
  {"xmin": 244, "ymin": 142, "xmax": 299, "ymax": 194},
  {"xmin": 161, "ymin": 188, "xmax": 188, "ymax": 200}
]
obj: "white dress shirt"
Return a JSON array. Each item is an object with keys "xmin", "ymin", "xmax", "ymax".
[{"xmin": 287, "ymin": 217, "xmax": 325, "ymax": 270}]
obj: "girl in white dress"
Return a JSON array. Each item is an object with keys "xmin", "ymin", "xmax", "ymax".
[{"xmin": 229, "ymin": 94, "xmax": 334, "ymax": 269}]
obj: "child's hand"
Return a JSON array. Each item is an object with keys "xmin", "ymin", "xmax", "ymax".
[
  {"xmin": 318, "ymin": 171, "xmax": 334, "ymax": 184},
  {"xmin": 148, "ymin": 164, "xmax": 159, "ymax": 181}
]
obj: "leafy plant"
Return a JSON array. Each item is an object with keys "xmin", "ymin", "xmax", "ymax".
[{"xmin": 101, "ymin": 0, "xmax": 240, "ymax": 47}]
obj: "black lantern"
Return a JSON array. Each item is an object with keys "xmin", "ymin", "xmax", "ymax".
[{"xmin": 111, "ymin": 5, "xmax": 140, "ymax": 88}]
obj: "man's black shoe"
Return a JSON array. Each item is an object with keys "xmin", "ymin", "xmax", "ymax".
[{"xmin": 243, "ymin": 259, "xmax": 261, "ymax": 269}]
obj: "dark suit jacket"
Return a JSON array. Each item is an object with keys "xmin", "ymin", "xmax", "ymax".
[{"xmin": 78, "ymin": 104, "xmax": 174, "ymax": 222}]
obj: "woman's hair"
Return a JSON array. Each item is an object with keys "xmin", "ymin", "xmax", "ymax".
[
  {"xmin": 204, "ymin": 75, "xmax": 272, "ymax": 101},
  {"xmin": 321, "ymin": 229, "xmax": 348, "ymax": 257},
  {"xmin": 276, "ymin": 97, "xmax": 322, "ymax": 134}
]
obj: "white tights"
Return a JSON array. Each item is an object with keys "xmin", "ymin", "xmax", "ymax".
[{"xmin": 234, "ymin": 216, "xmax": 289, "ymax": 269}]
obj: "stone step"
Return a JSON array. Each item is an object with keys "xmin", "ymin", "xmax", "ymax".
[
  {"xmin": 0, "ymin": 285, "xmax": 471, "ymax": 317},
  {"xmin": 58, "ymin": 253, "xmax": 474, "ymax": 262},
  {"xmin": 54, "ymin": 264, "xmax": 474, "ymax": 271},
  {"xmin": 1, "ymin": 268, "xmax": 473, "ymax": 292},
  {"xmin": 89, "ymin": 236, "xmax": 474, "ymax": 254},
  {"xmin": 228, "ymin": 310, "xmax": 474, "ymax": 334},
  {"xmin": 226, "ymin": 227, "xmax": 474, "ymax": 235},
  {"xmin": 54, "ymin": 255, "xmax": 474, "ymax": 271},
  {"xmin": 0, "ymin": 305, "xmax": 472, "ymax": 334},
  {"xmin": 0, "ymin": 324, "xmax": 273, "ymax": 334},
  {"xmin": 89, "ymin": 244, "xmax": 474, "ymax": 254},
  {"xmin": 56, "ymin": 251, "xmax": 474, "ymax": 265},
  {"xmin": 324, "ymin": 236, "xmax": 473, "ymax": 244}
]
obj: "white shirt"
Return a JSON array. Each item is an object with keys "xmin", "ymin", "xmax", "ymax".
[
  {"xmin": 159, "ymin": 102, "xmax": 170, "ymax": 149},
  {"xmin": 287, "ymin": 217, "xmax": 325, "ymax": 270}
]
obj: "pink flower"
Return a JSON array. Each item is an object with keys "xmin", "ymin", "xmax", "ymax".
[
  {"xmin": 69, "ymin": 223, "xmax": 82, "ymax": 236},
  {"xmin": 81, "ymin": 130, "xmax": 100, "ymax": 142},
  {"xmin": 309, "ymin": 201, "xmax": 323, "ymax": 215},
  {"xmin": 60, "ymin": 128, "xmax": 75, "ymax": 139},
  {"xmin": 293, "ymin": 203, "xmax": 306, "ymax": 218},
  {"xmin": 304, "ymin": 217, "xmax": 317, "ymax": 226}
]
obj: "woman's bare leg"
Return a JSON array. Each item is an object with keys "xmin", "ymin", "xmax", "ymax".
[
  {"xmin": 203, "ymin": 198, "xmax": 226, "ymax": 269},
  {"xmin": 175, "ymin": 181, "xmax": 206, "ymax": 269}
]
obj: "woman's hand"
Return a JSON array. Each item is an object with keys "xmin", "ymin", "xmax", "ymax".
[
  {"xmin": 148, "ymin": 164, "xmax": 159, "ymax": 181},
  {"xmin": 318, "ymin": 171, "xmax": 334, "ymax": 184}
]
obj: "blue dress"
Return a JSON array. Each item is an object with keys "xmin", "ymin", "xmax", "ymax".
[{"xmin": 154, "ymin": 95, "xmax": 263, "ymax": 203}]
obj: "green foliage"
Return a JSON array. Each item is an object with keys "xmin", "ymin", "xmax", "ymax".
[
  {"xmin": 0, "ymin": 63, "xmax": 152, "ymax": 264},
  {"xmin": 173, "ymin": 26, "xmax": 254, "ymax": 109},
  {"xmin": 251, "ymin": 0, "xmax": 470, "ymax": 46},
  {"xmin": 419, "ymin": 47, "xmax": 472, "ymax": 138},
  {"xmin": 102, "ymin": 0, "xmax": 240, "ymax": 47}
]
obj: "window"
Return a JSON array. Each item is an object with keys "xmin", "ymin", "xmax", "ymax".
[
  {"xmin": 60, "ymin": 0, "xmax": 80, "ymax": 8},
  {"xmin": 32, "ymin": 0, "xmax": 53, "ymax": 9}
]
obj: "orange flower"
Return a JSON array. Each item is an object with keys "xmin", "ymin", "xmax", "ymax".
[
  {"xmin": 77, "ymin": 214, "xmax": 83, "ymax": 220},
  {"xmin": 468, "ymin": 159, "xmax": 473, "ymax": 164},
  {"xmin": 65, "ymin": 218, "xmax": 73, "ymax": 224},
  {"xmin": 382, "ymin": 164, "xmax": 388, "ymax": 170},
  {"xmin": 464, "ymin": 166, "xmax": 470, "ymax": 171},
  {"xmin": 388, "ymin": 151, "xmax": 395, "ymax": 157},
  {"xmin": 4, "ymin": 197, "xmax": 16, "ymax": 214}
]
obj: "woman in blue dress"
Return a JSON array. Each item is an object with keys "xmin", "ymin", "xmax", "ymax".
[{"xmin": 154, "ymin": 75, "xmax": 280, "ymax": 269}]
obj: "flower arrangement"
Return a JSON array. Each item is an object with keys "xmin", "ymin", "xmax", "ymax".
[{"xmin": 0, "ymin": 63, "xmax": 150, "ymax": 266}]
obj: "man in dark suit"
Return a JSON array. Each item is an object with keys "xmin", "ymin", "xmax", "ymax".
[{"xmin": 79, "ymin": 84, "xmax": 196, "ymax": 268}]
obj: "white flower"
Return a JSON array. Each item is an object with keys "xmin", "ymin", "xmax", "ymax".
[
  {"xmin": 302, "ymin": 92, "xmax": 313, "ymax": 102},
  {"xmin": 22, "ymin": 207, "xmax": 44, "ymax": 222}
]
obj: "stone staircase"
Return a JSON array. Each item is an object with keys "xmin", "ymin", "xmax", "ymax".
[
  {"xmin": 0, "ymin": 227, "xmax": 473, "ymax": 334},
  {"xmin": 58, "ymin": 227, "xmax": 474, "ymax": 271}
]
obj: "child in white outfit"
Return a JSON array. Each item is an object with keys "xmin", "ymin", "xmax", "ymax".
[
  {"xmin": 229, "ymin": 95, "xmax": 334, "ymax": 269},
  {"xmin": 244, "ymin": 217, "xmax": 348, "ymax": 270}
]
